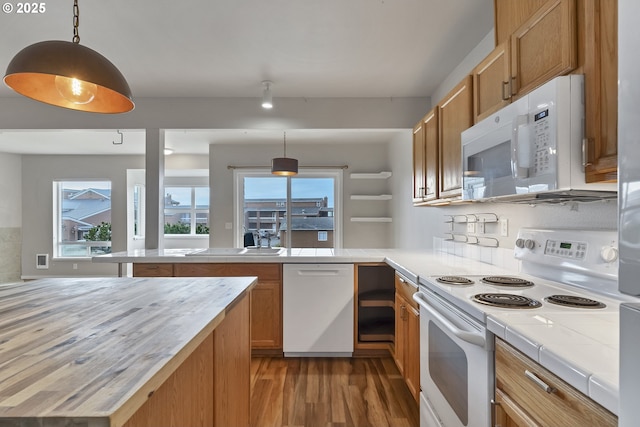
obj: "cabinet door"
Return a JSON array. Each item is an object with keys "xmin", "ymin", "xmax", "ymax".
[
  {"xmin": 405, "ymin": 304, "xmax": 420, "ymax": 403},
  {"xmin": 393, "ymin": 294, "xmax": 406, "ymax": 376},
  {"xmin": 583, "ymin": 0, "xmax": 618, "ymax": 182},
  {"xmin": 495, "ymin": 339, "xmax": 617, "ymax": 427},
  {"xmin": 412, "ymin": 120, "xmax": 426, "ymax": 203},
  {"xmin": 494, "ymin": 0, "xmax": 548, "ymax": 45},
  {"xmin": 133, "ymin": 263, "xmax": 174, "ymax": 277},
  {"xmin": 251, "ymin": 281, "xmax": 283, "ymax": 349},
  {"xmin": 494, "ymin": 389, "xmax": 542, "ymax": 427},
  {"xmin": 439, "ymin": 76, "xmax": 473, "ymax": 199},
  {"xmin": 473, "ymin": 41, "xmax": 511, "ymax": 123},
  {"xmin": 511, "ymin": 0, "xmax": 577, "ymax": 97},
  {"xmin": 423, "ymin": 108, "xmax": 439, "ymax": 201},
  {"xmin": 174, "ymin": 263, "xmax": 283, "ymax": 352}
]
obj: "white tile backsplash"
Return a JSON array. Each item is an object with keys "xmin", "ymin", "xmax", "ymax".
[{"xmin": 433, "ymin": 236, "xmax": 521, "ymax": 271}]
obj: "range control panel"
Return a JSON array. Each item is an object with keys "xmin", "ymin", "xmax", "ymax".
[
  {"xmin": 544, "ymin": 239, "xmax": 587, "ymax": 260},
  {"xmin": 514, "ymin": 228, "xmax": 618, "ymax": 280}
]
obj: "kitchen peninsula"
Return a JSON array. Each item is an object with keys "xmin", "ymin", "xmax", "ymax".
[{"xmin": 0, "ymin": 276, "xmax": 256, "ymax": 427}]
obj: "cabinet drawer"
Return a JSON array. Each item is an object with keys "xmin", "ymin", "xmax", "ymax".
[
  {"xmin": 395, "ymin": 273, "xmax": 418, "ymax": 310},
  {"xmin": 174, "ymin": 263, "xmax": 281, "ymax": 281},
  {"xmin": 133, "ymin": 263, "xmax": 174, "ymax": 277},
  {"xmin": 495, "ymin": 339, "xmax": 616, "ymax": 427}
]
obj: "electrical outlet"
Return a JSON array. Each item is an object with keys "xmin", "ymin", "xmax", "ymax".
[
  {"xmin": 467, "ymin": 222, "xmax": 476, "ymax": 233},
  {"xmin": 500, "ymin": 218, "xmax": 509, "ymax": 237},
  {"xmin": 225, "ymin": 222, "xmax": 233, "ymax": 230}
]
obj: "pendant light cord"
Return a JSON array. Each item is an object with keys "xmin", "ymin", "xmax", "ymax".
[
  {"xmin": 283, "ymin": 131, "xmax": 287, "ymax": 157},
  {"xmin": 72, "ymin": 0, "xmax": 80, "ymax": 44}
]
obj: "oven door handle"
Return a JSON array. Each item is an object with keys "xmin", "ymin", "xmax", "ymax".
[{"xmin": 413, "ymin": 293, "xmax": 486, "ymax": 348}]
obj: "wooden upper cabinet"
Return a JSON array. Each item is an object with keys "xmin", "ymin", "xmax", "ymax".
[
  {"xmin": 583, "ymin": 0, "xmax": 618, "ymax": 182},
  {"xmin": 472, "ymin": 41, "xmax": 511, "ymax": 122},
  {"xmin": 413, "ymin": 108, "xmax": 439, "ymax": 204},
  {"xmin": 423, "ymin": 109, "xmax": 439, "ymax": 201},
  {"xmin": 438, "ymin": 76, "xmax": 473, "ymax": 199},
  {"xmin": 494, "ymin": 0, "xmax": 548, "ymax": 45},
  {"xmin": 510, "ymin": 0, "xmax": 577, "ymax": 97},
  {"xmin": 412, "ymin": 120, "xmax": 426, "ymax": 203}
]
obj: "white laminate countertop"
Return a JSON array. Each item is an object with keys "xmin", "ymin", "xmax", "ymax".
[
  {"xmin": 0, "ymin": 276, "xmax": 256, "ymax": 427},
  {"xmin": 93, "ymin": 247, "xmax": 622, "ymax": 414}
]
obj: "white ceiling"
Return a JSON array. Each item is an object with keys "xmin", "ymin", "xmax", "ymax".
[{"xmin": 0, "ymin": 0, "xmax": 493, "ymax": 154}]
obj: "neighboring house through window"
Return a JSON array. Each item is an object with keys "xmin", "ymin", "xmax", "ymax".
[{"xmin": 54, "ymin": 181, "xmax": 112, "ymax": 258}]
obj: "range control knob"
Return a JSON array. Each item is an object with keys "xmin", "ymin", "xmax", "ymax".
[
  {"xmin": 515, "ymin": 238, "xmax": 525, "ymax": 248},
  {"xmin": 600, "ymin": 246, "xmax": 619, "ymax": 263},
  {"xmin": 525, "ymin": 239, "xmax": 536, "ymax": 250}
]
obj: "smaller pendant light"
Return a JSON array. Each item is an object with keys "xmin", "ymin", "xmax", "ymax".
[
  {"xmin": 261, "ymin": 80, "xmax": 273, "ymax": 109},
  {"xmin": 271, "ymin": 131, "xmax": 298, "ymax": 176},
  {"xmin": 3, "ymin": 0, "xmax": 133, "ymax": 113}
]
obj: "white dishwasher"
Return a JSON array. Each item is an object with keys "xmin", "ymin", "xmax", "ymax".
[{"xmin": 283, "ymin": 263, "xmax": 354, "ymax": 357}]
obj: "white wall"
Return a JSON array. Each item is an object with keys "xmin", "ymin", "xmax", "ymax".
[
  {"xmin": 210, "ymin": 141, "xmax": 394, "ymax": 248},
  {"xmin": 21, "ymin": 155, "xmax": 145, "ymax": 278},
  {"xmin": 0, "ymin": 152, "xmax": 22, "ymax": 282}
]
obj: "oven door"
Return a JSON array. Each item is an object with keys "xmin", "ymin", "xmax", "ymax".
[{"xmin": 414, "ymin": 290, "xmax": 493, "ymax": 427}]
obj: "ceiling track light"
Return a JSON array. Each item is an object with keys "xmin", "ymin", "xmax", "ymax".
[
  {"xmin": 271, "ymin": 131, "xmax": 298, "ymax": 176},
  {"xmin": 261, "ymin": 80, "xmax": 273, "ymax": 109},
  {"xmin": 3, "ymin": 0, "xmax": 134, "ymax": 113}
]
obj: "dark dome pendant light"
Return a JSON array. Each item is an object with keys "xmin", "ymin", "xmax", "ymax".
[{"xmin": 3, "ymin": 0, "xmax": 134, "ymax": 113}]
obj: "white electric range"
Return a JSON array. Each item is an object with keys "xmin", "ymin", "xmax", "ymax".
[{"xmin": 414, "ymin": 228, "xmax": 638, "ymax": 427}]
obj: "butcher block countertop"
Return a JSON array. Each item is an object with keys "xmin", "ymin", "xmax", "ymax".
[{"xmin": 0, "ymin": 276, "xmax": 257, "ymax": 427}]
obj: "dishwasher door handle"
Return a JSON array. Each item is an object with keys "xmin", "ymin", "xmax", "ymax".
[
  {"xmin": 413, "ymin": 292, "xmax": 486, "ymax": 348},
  {"xmin": 296, "ymin": 270, "xmax": 342, "ymax": 276}
]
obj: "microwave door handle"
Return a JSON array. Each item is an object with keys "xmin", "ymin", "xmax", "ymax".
[
  {"xmin": 511, "ymin": 114, "xmax": 530, "ymax": 179},
  {"xmin": 413, "ymin": 293, "xmax": 486, "ymax": 347}
]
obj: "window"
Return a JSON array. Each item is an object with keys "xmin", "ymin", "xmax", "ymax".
[
  {"xmin": 235, "ymin": 169, "xmax": 341, "ymax": 248},
  {"xmin": 164, "ymin": 186, "xmax": 209, "ymax": 235},
  {"xmin": 133, "ymin": 184, "xmax": 145, "ymax": 238},
  {"xmin": 54, "ymin": 180, "xmax": 112, "ymax": 258}
]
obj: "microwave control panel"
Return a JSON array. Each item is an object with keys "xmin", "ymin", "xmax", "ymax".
[{"xmin": 532, "ymin": 108, "xmax": 554, "ymax": 176}]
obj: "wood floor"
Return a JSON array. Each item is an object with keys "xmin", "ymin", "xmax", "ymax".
[{"xmin": 250, "ymin": 357, "xmax": 419, "ymax": 427}]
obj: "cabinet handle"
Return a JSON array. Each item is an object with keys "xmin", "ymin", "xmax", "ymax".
[
  {"xmin": 524, "ymin": 370, "xmax": 556, "ymax": 394},
  {"xmin": 510, "ymin": 76, "xmax": 517, "ymax": 96},
  {"xmin": 398, "ymin": 277, "xmax": 406, "ymax": 284},
  {"xmin": 501, "ymin": 81, "xmax": 510, "ymax": 101},
  {"xmin": 582, "ymin": 138, "xmax": 592, "ymax": 168}
]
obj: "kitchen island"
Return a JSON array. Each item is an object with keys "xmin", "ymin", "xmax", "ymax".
[{"xmin": 0, "ymin": 276, "xmax": 256, "ymax": 427}]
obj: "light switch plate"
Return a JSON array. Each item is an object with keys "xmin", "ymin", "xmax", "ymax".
[{"xmin": 500, "ymin": 218, "xmax": 509, "ymax": 237}]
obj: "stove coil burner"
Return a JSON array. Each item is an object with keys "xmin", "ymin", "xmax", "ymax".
[
  {"xmin": 481, "ymin": 276, "xmax": 534, "ymax": 288},
  {"xmin": 473, "ymin": 293, "xmax": 542, "ymax": 309},
  {"xmin": 544, "ymin": 294, "xmax": 606, "ymax": 309},
  {"xmin": 436, "ymin": 276, "xmax": 474, "ymax": 286}
]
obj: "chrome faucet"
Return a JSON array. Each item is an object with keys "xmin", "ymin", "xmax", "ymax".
[{"xmin": 253, "ymin": 231, "xmax": 262, "ymax": 247}]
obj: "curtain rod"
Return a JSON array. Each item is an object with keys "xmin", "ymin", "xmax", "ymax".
[{"xmin": 227, "ymin": 165, "xmax": 348, "ymax": 170}]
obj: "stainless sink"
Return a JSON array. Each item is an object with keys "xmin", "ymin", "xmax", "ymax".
[
  {"xmin": 186, "ymin": 247, "xmax": 284, "ymax": 256},
  {"xmin": 242, "ymin": 247, "xmax": 285, "ymax": 255}
]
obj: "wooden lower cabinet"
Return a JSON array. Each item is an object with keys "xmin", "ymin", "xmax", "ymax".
[
  {"xmin": 123, "ymin": 291, "xmax": 251, "ymax": 427},
  {"xmin": 393, "ymin": 273, "xmax": 420, "ymax": 403},
  {"xmin": 495, "ymin": 338, "xmax": 617, "ymax": 427},
  {"xmin": 134, "ymin": 262, "xmax": 283, "ymax": 354}
]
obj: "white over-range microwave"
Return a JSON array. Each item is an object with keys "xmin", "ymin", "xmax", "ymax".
[{"xmin": 461, "ymin": 75, "xmax": 616, "ymax": 202}]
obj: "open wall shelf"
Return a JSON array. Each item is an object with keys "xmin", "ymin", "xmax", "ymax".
[{"xmin": 349, "ymin": 171, "xmax": 392, "ymax": 180}]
